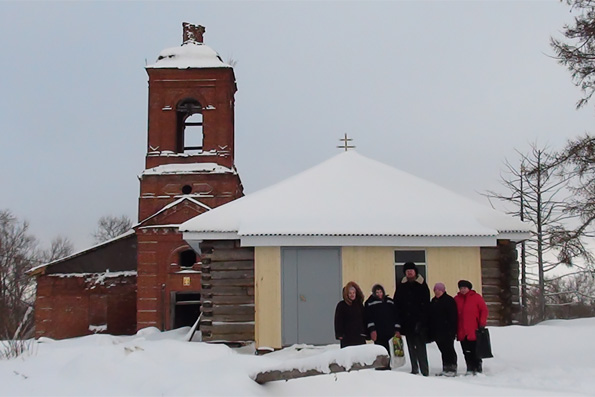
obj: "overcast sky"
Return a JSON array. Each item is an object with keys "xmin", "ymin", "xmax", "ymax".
[{"xmin": 1, "ymin": 1, "xmax": 593, "ymax": 251}]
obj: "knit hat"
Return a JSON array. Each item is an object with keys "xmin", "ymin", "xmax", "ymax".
[
  {"xmin": 403, "ymin": 261, "xmax": 418, "ymax": 275},
  {"xmin": 433, "ymin": 282, "xmax": 446, "ymax": 292},
  {"xmin": 458, "ymin": 280, "xmax": 473, "ymax": 290}
]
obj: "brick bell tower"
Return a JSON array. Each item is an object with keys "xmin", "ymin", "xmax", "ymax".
[{"xmin": 136, "ymin": 23, "xmax": 243, "ymax": 331}]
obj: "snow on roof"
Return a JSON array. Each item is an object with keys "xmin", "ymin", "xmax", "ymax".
[
  {"xmin": 136, "ymin": 197, "xmax": 211, "ymax": 227},
  {"xmin": 146, "ymin": 42, "xmax": 231, "ymax": 69},
  {"xmin": 180, "ymin": 151, "xmax": 532, "ymax": 246},
  {"xmin": 140, "ymin": 163, "xmax": 235, "ymax": 178}
]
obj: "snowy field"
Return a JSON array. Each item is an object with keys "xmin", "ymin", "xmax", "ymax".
[{"xmin": 1, "ymin": 318, "xmax": 594, "ymax": 396}]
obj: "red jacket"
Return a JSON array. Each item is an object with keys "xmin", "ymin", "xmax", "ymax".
[{"xmin": 454, "ymin": 290, "xmax": 488, "ymax": 341}]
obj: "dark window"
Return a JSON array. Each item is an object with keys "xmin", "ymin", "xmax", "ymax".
[
  {"xmin": 182, "ymin": 185, "xmax": 192, "ymax": 194},
  {"xmin": 395, "ymin": 250, "xmax": 427, "ymax": 284},
  {"xmin": 179, "ymin": 249, "xmax": 197, "ymax": 268},
  {"xmin": 172, "ymin": 292, "xmax": 201, "ymax": 329},
  {"xmin": 176, "ymin": 99, "xmax": 203, "ymax": 153}
]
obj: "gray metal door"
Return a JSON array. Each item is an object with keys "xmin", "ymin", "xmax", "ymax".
[{"xmin": 282, "ymin": 247, "xmax": 342, "ymax": 346}]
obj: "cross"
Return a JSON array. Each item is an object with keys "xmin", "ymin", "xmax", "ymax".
[{"xmin": 337, "ymin": 133, "xmax": 355, "ymax": 151}]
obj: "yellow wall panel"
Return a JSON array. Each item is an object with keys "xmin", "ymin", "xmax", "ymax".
[
  {"xmin": 254, "ymin": 246, "xmax": 281, "ymax": 348},
  {"xmin": 426, "ymin": 247, "xmax": 482, "ymax": 296},
  {"xmin": 342, "ymin": 247, "xmax": 397, "ymax": 296}
]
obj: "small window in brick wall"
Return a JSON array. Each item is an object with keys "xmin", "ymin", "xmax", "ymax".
[
  {"xmin": 394, "ymin": 250, "xmax": 427, "ymax": 285},
  {"xmin": 179, "ymin": 249, "xmax": 197, "ymax": 269}
]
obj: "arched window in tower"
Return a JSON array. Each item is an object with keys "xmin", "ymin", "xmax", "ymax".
[{"xmin": 176, "ymin": 99, "xmax": 203, "ymax": 154}]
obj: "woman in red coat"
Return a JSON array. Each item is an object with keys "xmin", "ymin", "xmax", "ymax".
[{"xmin": 454, "ymin": 280, "xmax": 488, "ymax": 375}]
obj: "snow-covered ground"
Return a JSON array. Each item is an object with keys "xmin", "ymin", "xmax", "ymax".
[{"xmin": 1, "ymin": 318, "xmax": 594, "ymax": 396}]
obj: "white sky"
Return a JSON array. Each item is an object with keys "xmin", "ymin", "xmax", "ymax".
[{"xmin": 0, "ymin": 2, "xmax": 593, "ymax": 251}]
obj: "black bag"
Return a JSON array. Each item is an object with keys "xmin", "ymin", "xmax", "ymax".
[{"xmin": 475, "ymin": 327, "xmax": 493, "ymax": 359}]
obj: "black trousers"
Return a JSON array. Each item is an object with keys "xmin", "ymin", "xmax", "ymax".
[
  {"xmin": 435, "ymin": 336, "xmax": 457, "ymax": 372},
  {"xmin": 374, "ymin": 333, "xmax": 391, "ymax": 355},
  {"xmin": 460, "ymin": 338, "xmax": 482, "ymax": 373},
  {"xmin": 405, "ymin": 333, "xmax": 429, "ymax": 376}
]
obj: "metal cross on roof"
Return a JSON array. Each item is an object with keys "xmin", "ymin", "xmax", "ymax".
[{"xmin": 337, "ymin": 133, "xmax": 355, "ymax": 152}]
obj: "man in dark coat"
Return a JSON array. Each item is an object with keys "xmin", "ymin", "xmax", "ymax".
[
  {"xmin": 364, "ymin": 284, "xmax": 400, "ymax": 357},
  {"xmin": 334, "ymin": 281, "xmax": 367, "ymax": 348},
  {"xmin": 394, "ymin": 262, "xmax": 431, "ymax": 376},
  {"xmin": 430, "ymin": 282, "xmax": 458, "ymax": 376}
]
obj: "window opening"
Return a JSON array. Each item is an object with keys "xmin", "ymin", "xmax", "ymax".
[
  {"xmin": 179, "ymin": 249, "xmax": 197, "ymax": 269},
  {"xmin": 394, "ymin": 250, "xmax": 427, "ymax": 285},
  {"xmin": 172, "ymin": 292, "xmax": 201, "ymax": 329},
  {"xmin": 182, "ymin": 185, "xmax": 192, "ymax": 194},
  {"xmin": 176, "ymin": 99, "xmax": 203, "ymax": 153}
]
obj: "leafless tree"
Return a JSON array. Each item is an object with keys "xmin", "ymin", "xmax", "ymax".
[
  {"xmin": 0, "ymin": 210, "xmax": 38, "ymax": 339},
  {"xmin": 40, "ymin": 236, "xmax": 74, "ymax": 263},
  {"xmin": 484, "ymin": 144, "xmax": 575, "ymax": 323},
  {"xmin": 92, "ymin": 215, "xmax": 133, "ymax": 244}
]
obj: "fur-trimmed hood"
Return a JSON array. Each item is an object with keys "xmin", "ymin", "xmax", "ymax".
[{"xmin": 342, "ymin": 281, "xmax": 364, "ymax": 305}]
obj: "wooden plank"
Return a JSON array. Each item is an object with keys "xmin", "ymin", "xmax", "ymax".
[
  {"xmin": 202, "ymin": 322, "xmax": 255, "ymax": 335},
  {"xmin": 202, "ymin": 333, "xmax": 254, "ymax": 342},
  {"xmin": 480, "ymin": 247, "xmax": 500, "ymax": 261},
  {"xmin": 482, "ymin": 268, "xmax": 502, "ymax": 278},
  {"xmin": 211, "ymin": 313, "xmax": 254, "ymax": 322},
  {"xmin": 210, "ymin": 249, "xmax": 254, "ymax": 262},
  {"xmin": 203, "ymin": 305, "xmax": 254, "ymax": 315},
  {"xmin": 481, "ymin": 259, "xmax": 500, "ymax": 269},
  {"xmin": 202, "ymin": 286, "xmax": 252, "ymax": 296},
  {"xmin": 254, "ymin": 355, "xmax": 389, "ymax": 384},
  {"xmin": 211, "ymin": 270, "xmax": 254, "ymax": 280},
  {"xmin": 201, "ymin": 240, "xmax": 239, "ymax": 250},
  {"xmin": 206, "ymin": 278, "xmax": 254, "ymax": 287},
  {"xmin": 209, "ymin": 261, "xmax": 255, "ymax": 271},
  {"xmin": 211, "ymin": 295, "xmax": 254, "ymax": 305},
  {"xmin": 482, "ymin": 285, "xmax": 501, "ymax": 295}
]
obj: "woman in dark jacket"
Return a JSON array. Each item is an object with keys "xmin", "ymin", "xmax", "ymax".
[
  {"xmin": 365, "ymin": 284, "xmax": 400, "ymax": 354},
  {"xmin": 429, "ymin": 282, "xmax": 458, "ymax": 376},
  {"xmin": 334, "ymin": 281, "xmax": 367, "ymax": 348}
]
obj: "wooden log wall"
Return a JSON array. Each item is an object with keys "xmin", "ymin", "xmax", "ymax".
[
  {"xmin": 480, "ymin": 240, "xmax": 521, "ymax": 326},
  {"xmin": 199, "ymin": 240, "xmax": 255, "ymax": 342}
]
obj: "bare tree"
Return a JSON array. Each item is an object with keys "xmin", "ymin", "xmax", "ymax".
[
  {"xmin": 40, "ymin": 236, "xmax": 74, "ymax": 263},
  {"xmin": 0, "ymin": 210, "xmax": 38, "ymax": 339},
  {"xmin": 484, "ymin": 144, "xmax": 575, "ymax": 323},
  {"xmin": 92, "ymin": 215, "xmax": 133, "ymax": 244}
]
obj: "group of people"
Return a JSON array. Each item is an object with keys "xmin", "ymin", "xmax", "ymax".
[{"xmin": 334, "ymin": 261, "xmax": 488, "ymax": 376}]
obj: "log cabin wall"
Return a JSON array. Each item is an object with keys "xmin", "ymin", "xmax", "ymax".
[
  {"xmin": 480, "ymin": 239, "xmax": 521, "ymax": 326},
  {"xmin": 199, "ymin": 240, "xmax": 255, "ymax": 342}
]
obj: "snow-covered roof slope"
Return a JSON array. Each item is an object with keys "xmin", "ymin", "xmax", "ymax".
[
  {"xmin": 146, "ymin": 42, "xmax": 231, "ymax": 69},
  {"xmin": 180, "ymin": 151, "xmax": 532, "ymax": 247}
]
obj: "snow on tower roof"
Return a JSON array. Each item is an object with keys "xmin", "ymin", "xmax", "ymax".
[
  {"xmin": 146, "ymin": 42, "xmax": 231, "ymax": 69},
  {"xmin": 180, "ymin": 151, "xmax": 532, "ymax": 247},
  {"xmin": 147, "ymin": 22, "xmax": 230, "ymax": 69},
  {"xmin": 140, "ymin": 163, "xmax": 236, "ymax": 178}
]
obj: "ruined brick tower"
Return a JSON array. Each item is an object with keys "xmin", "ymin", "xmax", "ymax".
[{"xmin": 136, "ymin": 23, "xmax": 243, "ymax": 331}]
